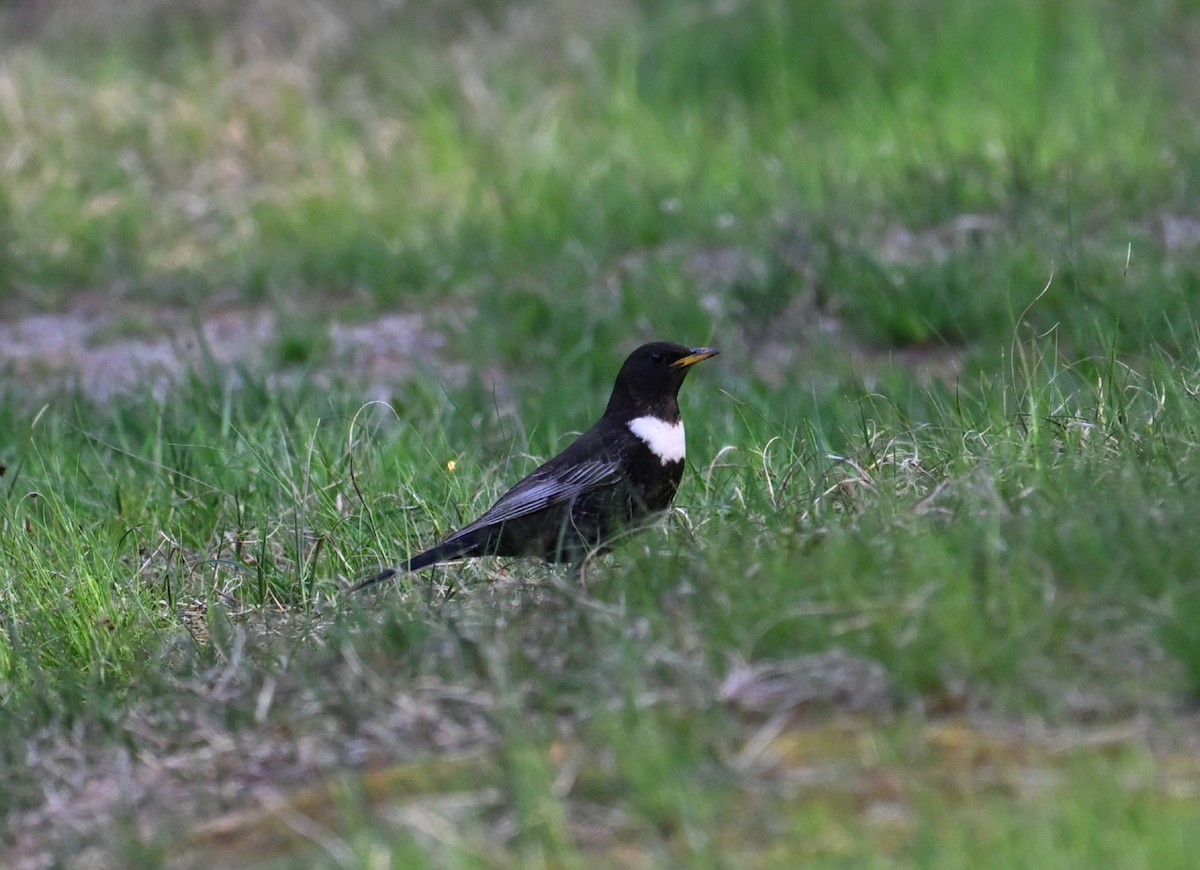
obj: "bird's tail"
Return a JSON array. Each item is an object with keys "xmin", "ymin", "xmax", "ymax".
[
  {"xmin": 348, "ymin": 540, "xmax": 473, "ymax": 592},
  {"xmin": 349, "ymin": 565, "xmax": 400, "ymax": 592}
]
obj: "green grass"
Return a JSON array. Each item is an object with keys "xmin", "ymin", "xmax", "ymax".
[
  {"xmin": 5, "ymin": 0, "xmax": 1200, "ymax": 864},
  {"xmin": 4, "ymin": 0, "xmax": 1197, "ymax": 356}
]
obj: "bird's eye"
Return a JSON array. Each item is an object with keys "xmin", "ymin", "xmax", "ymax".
[{"xmin": 651, "ymin": 352, "xmax": 665, "ymax": 365}]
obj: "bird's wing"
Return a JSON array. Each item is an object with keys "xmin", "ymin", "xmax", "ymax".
[{"xmin": 449, "ymin": 458, "xmax": 622, "ymax": 538}]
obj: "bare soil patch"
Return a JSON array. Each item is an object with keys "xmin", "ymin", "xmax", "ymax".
[{"xmin": 0, "ymin": 297, "xmax": 455, "ymax": 403}]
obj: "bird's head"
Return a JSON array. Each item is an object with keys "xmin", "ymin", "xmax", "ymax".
[{"xmin": 604, "ymin": 342, "xmax": 719, "ymax": 419}]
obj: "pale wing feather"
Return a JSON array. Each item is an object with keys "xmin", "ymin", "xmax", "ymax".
[{"xmin": 447, "ymin": 459, "xmax": 622, "ymax": 540}]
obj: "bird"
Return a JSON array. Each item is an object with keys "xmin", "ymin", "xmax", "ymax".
[{"xmin": 352, "ymin": 341, "xmax": 719, "ymax": 590}]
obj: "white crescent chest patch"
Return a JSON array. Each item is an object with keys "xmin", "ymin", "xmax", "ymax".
[{"xmin": 627, "ymin": 416, "xmax": 685, "ymax": 465}]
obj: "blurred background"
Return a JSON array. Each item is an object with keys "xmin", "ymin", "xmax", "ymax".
[{"xmin": 3, "ymin": 0, "xmax": 1197, "ymax": 387}]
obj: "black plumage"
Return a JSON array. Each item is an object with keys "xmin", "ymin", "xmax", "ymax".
[{"xmin": 353, "ymin": 342, "xmax": 718, "ymax": 590}]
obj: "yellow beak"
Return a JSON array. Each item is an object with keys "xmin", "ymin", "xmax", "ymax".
[{"xmin": 671, "ymin": 347, "xmax": 720, "ymax": 368}]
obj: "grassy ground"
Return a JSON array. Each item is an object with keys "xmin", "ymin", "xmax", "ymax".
[{"xmin": 5, "ymin": 0, "xmax": 1200, "ymax": 865}]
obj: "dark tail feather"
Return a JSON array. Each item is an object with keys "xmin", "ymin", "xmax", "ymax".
[
  {"xmin": 349, "ymin": 565, "xmax": 400, "ymax": 592},
  {"xmin": 348, "ymin": 541, "xmax": 473, "ymax": 592}
]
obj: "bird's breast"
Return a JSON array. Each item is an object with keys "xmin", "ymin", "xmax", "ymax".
[{"xmin": 626, "ymin": 416, "xmax": 685, "ymax": 465}]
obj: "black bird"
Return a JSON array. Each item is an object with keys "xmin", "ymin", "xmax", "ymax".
[{"xmin": 353, "ymin": 342, "xmax": 718, "ymax": 590}]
